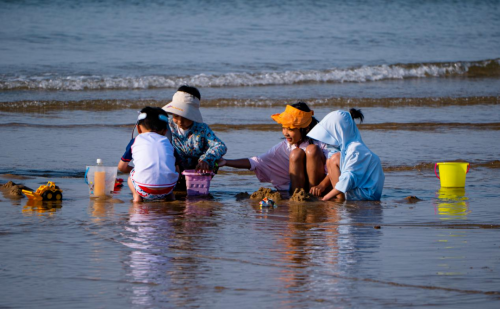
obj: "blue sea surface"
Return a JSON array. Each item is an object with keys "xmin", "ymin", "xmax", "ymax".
[{"xmin": 0, "ymin": 0, "xmax": 499, "ymax": 93}]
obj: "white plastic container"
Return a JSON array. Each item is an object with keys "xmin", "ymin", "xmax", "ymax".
[{"xmin": 85, "ymin": 159, "xmax": 118, "ymax": 197}]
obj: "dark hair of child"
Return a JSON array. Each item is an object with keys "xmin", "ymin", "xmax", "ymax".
[
  {"xmin": 177, "ymin": 85, "xmax": 201, "ymax": 100},
  {"xmin": 138, "ymin": 106, "xmax": 169, "ymax": 133},
  {"xmin": 349, "ymin": 108, "xmax": 364, "ymax": 123},
  {"xmin": 290, "ymin": 102, "xmax": 319, "ymax": 144}
]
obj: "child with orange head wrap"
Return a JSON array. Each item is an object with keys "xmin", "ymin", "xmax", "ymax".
[{"xmin": 218, "ymin": 102, "xmax": 331, "ymax": 196}]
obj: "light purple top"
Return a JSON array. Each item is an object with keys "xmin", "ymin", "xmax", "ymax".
[{"xmin": 248, "ymin": 139, "xmax": 328, "ymax": 191}]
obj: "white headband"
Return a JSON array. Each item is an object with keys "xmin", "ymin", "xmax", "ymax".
[{"xmin": 137, "ymin": 112, "xmax": 169, "ymax": 123}]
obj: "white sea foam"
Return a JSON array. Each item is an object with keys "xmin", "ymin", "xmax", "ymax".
[{"xmin": 0, "ymin": 59, "xmax": 497, "ymax": 91}]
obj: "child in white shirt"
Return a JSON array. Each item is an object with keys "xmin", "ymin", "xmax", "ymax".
[{"xmin": 118, "ymin": 107, "xmax": 178, "ymax": 202}]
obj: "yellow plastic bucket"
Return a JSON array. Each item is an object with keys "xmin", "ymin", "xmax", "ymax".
[{"xmin": 434, "ymin": 162, "xmax": 470, "ymax": 187}]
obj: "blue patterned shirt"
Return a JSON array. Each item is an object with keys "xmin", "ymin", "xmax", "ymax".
[{"xmin": 168, "ymin": 119, "xmax": 227, "ymax": 170}]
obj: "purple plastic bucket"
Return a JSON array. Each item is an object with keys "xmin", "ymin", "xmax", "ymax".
[{"xmin": 182, "ymin": 170, "xmax": 214, "ymax": 196}]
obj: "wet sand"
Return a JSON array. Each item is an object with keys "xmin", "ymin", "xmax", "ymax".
[{"xmin": 1, "ymin": 167, "xmax": 499, "ymax": 307}]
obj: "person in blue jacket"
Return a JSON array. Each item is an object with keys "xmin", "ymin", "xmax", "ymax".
[{"xmin": 307, "ymin": 109, "xmax": 384, "ymax": 201}]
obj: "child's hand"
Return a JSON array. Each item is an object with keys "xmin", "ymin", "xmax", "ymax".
[
  {"xmin": 322, "ymin": 189, "xmax": 337, "ymax": 201},
  {"xmin": 195, "ymin": 160, "xmax": 210, "ymax": 173},
  {"xmin": 309, "ymin": 185, "xmax": 325, "ymax": 197},
  {"xmin": 217, "ymin": 158, "xmax": 226, "ymax": 167},
  {"xmin": 322, "ymin": 189, "xmax": 345, "ymax": 201}
]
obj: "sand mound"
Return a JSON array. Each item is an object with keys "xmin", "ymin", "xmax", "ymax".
[
  {"xmin": 0, "ymin": 174, "xmax": 32, "ymax": 180},
  {"xmin": 235, "ymin": 192, "xmax": 250, "ymax": 200},
  {"xmin": 403, "ymin": 196, "xmax": 422, "ymax": 203},
  {"xmin": 2, "ymin": 181, "xmax": 15, "ymax": 189},
  {"xmin": 250, "ymin": 187, "xmax": 282, "ymax": 201},
  {"xmin": 289, "ymin": 188, "xmax": 317, "ymax": 202},
  {"xmin": 1, "ymin": 181, "xmax": 32, "ymax": 198}
]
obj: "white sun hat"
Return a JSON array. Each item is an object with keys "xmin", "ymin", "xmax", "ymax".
[{"xmin": 162, "ymin": 91, "xmax": 203, "ymax": 123}]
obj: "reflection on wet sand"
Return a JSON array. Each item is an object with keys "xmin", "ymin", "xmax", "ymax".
[
  {"xmin": 108, "ymin": 198, "xmax": 386, "ymax": 306},
  {"xmin": 121, "ymin": 198, "xmax": 223, "ymax": 307},
  {"xmin": 278, "ymin": 202, "xmax": 341, "ymax": 291},
  {"xmin": 434, "ymin": 188, "xmax": 470, "ymax": 220},
  {"xmin": 125, "ymin": 202, "xmax": 180, "ymax": 307},
  {"xmin": 434, "ymin": 188, "xmax": 470, "ymax": 276},
  {"xmin": 89, "ymin": 196, "xmax": 125, "ymax": 219},
  {"xmin": 22, "ymin": 199, "xmax": 62, "ymax": 215},
  {"xmin": 252, "ymin": 200, "xmax": 383, "ymax": 297}
]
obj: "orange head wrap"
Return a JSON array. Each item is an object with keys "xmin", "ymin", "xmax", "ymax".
[{"xmin": 271, "ymin": 105, "xmax": 314, "ymax": 129}]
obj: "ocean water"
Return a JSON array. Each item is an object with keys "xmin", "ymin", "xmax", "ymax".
[{"xmin": 1, "ymin": 0, "xmax": 500, "ymax": 308}]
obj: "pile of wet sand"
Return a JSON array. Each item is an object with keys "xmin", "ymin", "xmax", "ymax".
[
  {"xmin": 249, "ymin": 187, "xmax": 282, "ymax": 201},
  {"xmin": 245, "ymin": 187, "xmax": 319, "ymax": 202},
  {"xmin": 235, "ymin": 192, "xmax": 250, "ymax": 200},
  {"xmin": 289, "ymin": 188, "xmax": 318, "ymax": 202},
  {"xmin": 1, "ymin": 181, "xmax": 32, "ymax": 199}
]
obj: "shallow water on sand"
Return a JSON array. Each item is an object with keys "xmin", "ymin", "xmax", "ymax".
[
  {"xmin": 1, "ymin": 169, "xmax": 499, "ymax": 308},
  {"xmin": 2, "ymin": 104, "xmax": 500, "ymax": 176}
]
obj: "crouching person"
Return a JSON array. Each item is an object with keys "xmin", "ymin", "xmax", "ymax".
[
  {"xmin": 307, "ymin": 109, "xmax": 384, "ymax": 201},
  {"xmin": 118, "ymin": 107, "xmax": 178, "ymax": 202}
]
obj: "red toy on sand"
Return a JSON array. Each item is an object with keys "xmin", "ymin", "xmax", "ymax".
[{"xmin": 114, "ymin": 178, "xmax": 124, "ymax": 190}]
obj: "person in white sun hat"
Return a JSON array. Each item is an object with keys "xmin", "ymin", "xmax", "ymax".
[{"xmin": 162, "ymin": 85, "xmax": 227, "ymax": 191}]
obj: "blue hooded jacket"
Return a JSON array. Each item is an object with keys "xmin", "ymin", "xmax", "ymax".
[{"xmin": 307, "ymin": 110, "xmax": 384, "ymax": 200}]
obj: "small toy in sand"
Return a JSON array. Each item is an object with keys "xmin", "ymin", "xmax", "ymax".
[
  {"xmin": 259, "ymin": 197, "xmax": 276, "ymax": 208},
  {"xmin": 114, "ymin": 178, "xmax": 124, "ymax": 190},
  {"xmin": 22, "ymin": 181, "xmax": 63, "ymax": 201}
]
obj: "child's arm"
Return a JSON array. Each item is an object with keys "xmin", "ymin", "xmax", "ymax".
[
  {"xmin": 218, "ymin": 158, "xmax": 251, "ymax": 169},
  {"xmin": 118, "ymin": 160, "xmax": 133, "ymax": 174},
  {"xmin": 321, "ymin": 152, "xmax": 345, "ymax": 200},
  {"xmin": 118, "ymin": 138, "xmax": 135, "ymax": 173},
  {"xmin": 198, "ymin": 125, "xmax": 227, "ymax": 168},
  {"xmin": 322, "ymin": 188, "xmax": 344, "ymax": 201},
  {"xmin": 220, "ymin": 141, "xmax": 283, "ymax": 170},
  {"xmin": 309, "ymin": 175, "xmax": 331, "ymax": 196}
]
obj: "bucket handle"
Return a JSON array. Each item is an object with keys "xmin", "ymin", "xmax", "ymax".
[
  {"xmin": 84, "ymin": 167, "xmax": 89, "ymax": 184},
  {"xmin": 435, "ymin": 163, "xmax": 470, "ymax": 180}
]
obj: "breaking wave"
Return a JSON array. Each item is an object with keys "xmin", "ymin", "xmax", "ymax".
[{"xmin": 1, "ymin": 59, "xmax": 499, "ymax": 91}]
